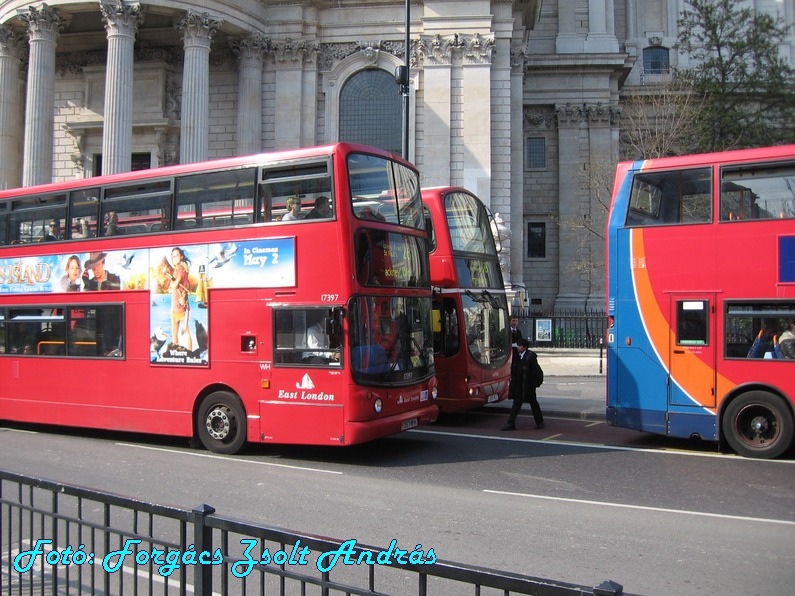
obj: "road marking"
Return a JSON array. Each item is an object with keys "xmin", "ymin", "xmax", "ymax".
[
  {"xmin": 483, "ymin": 490, "xmax": 795, "ymax": 526},
  {"xmin": 0, "ymin": 427, "xmax": 38, "ymax": 434},
  {"xmin": 411, "ymin": 429, "xmax": 795, "ymax": 463},
  {"xmin": 117, "ymin": 443, "xmax": 342, "ymax": 475}
]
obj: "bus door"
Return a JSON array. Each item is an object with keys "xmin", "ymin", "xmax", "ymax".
[{"xmin": 668, "ymin": 294, "xmax": 717, "ymax": 409}]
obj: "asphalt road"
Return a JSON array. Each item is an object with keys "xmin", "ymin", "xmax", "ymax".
[{"xmin": 1, "ymin": 411, "xmax": 793, "ymax": 596}]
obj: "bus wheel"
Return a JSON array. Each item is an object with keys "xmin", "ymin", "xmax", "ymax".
[
  {"xmin": 722, "ymin": 391, "xmax": 794, "ymax": 459},
  {"xmin": 197, "ymin": 392, "xmax": 247, "ymax": 455}
]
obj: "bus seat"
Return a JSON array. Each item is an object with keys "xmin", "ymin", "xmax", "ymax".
[{"xmin": 352, "ymin": 344, "xmax": 391, "ymax": 374}]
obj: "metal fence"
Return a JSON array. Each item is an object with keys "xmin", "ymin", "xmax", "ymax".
[
  {"xmin": 0, "ymin": 469, "xmax": 626, "ymax": 595},
  {"xmin": 511, "ymin": 309, "xmax": 607, "ymax": 349}
]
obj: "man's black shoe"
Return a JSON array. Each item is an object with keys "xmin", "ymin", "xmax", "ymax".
[
  {"xmin": 501, "ymin": 424, "xmax": 516, "ymax": 431},
  {"xmin": 535, "ymin": 423, "xmax": 545, "ymax": 429}
]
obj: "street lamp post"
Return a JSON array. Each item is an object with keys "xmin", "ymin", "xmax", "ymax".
[{"xmin": 395, "ymin": 0, "xmax": 410, "ymax": 160}]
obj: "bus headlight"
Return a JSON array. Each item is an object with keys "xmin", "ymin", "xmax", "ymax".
[
  {"xmin": 431, "ymin": 386, "xmax": 438, "ymax": 400},
  {"xmin": 374, "ymin": 399, "xmax": 383, "ymax": 413}
]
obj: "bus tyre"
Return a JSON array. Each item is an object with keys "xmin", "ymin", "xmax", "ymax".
[
  {"xmin": 197, "ymin": 392, "xmax": 247, "ymax": 455},
  {"xmin": 722, "ymin": 391, "xmax": 794, "ymax": 459}
]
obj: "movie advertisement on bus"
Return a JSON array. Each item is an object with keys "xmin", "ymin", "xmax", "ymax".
[{"xmin": 0, "ymin": 238, "xmax": 296, "ymax": 366}]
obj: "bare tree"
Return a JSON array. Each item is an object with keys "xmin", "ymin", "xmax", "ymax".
[{"xmin": 619, "ymin": 76, "xmax": 704, "ymax": 160}]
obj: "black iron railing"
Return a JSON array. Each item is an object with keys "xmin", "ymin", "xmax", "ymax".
[
  {"xmin": 1, "ymin": 469, "xmax": 625, "ymax": 595},
  {"xmin": 511, "ymin": 309, "xmax": 607, "ymax": 349}
]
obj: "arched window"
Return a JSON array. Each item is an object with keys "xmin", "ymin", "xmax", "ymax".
[
  {"xmin": 339, "ymin": 69, "xmax": 402, "ymax": 155},
  {"xmin": 643, "ymin": 47, "xmax": 670, "ymax": 75}
]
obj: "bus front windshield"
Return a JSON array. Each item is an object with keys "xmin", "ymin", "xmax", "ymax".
[
  {"xmin": 444, "ymin": 191, "xmax": 498, "ymax": 255},
  {"xmin": 349, "ymin": 295, "xmax": 434, "ymax": 385},
  {"xmin": 462, "ymin": 291, "xmax": 510, "ymax": 367},
  {"xmin": 348, "ymin": 153, "xmax": 424, "ymax": 229}
]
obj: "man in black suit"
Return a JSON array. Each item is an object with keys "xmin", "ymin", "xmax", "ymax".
[
  {"xmin": 502, "ymin": 338, "xmax": 545, "ymax": 431},
  {"xmin": 510, "ymin": 317, "xmax": 522, "ymax": 348}
]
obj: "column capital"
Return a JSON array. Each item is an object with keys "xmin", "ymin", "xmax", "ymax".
[
  {"xmin": 100, "ymin": 1, "xmax": 143, "ymax": 38},
  {"xmin": 0, "ymin": 24, "xmax": 27, "ymax": 59},
  {"xmin": 271, "ymin": 37, "xmax": 319, "ymax": 67},
  {"xmin": 19, "ymin": 3, "xmax": 68, "ymax": 42},
  {"xmin": 230, "ymin": 33, "xmax": 269, "ymax": 66},
  {"xmin": 417, "ymin": 33, "xmax": 494, "ymax": 67},
  {"xmin": 585, "ymin": 102, "xmax": 620, "ymax": 128},
  {"xmin": 555, "ymin": 103, "xmax": 586, "ymax": 127},
  {"xmin": 176, "ymin": 10, "xmax": 223, "ymax": 49}
]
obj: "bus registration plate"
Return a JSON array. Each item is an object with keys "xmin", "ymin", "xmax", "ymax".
[
  {"xmin": 401, "ymin": 418, "xmax": 418, "ymax": 430},
  {"xmin": 487, "ymin": 393, "xmax": 499, "ymax": 403}
]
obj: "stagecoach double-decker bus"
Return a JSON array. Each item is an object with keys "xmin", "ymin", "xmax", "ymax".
[
  {"xmin": 606, "ymin": 145, "xmax": 795, "ymax": 458},
  {"xmin": 0, "ymin": 143, "xmax": 438, "ymax": 454},
  {"xmin": 422, "ymin": 187, "xmax": 511, "ymax": 412}
]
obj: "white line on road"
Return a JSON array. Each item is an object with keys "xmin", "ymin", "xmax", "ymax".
[
  {"xmin": 483, "ymin": 489, "xmax": 795, "ymax": 526},
  {"xmin": 411, "ymin": 429, "xmax": 795, "ymax": 463},
  {"xmin": 117, "ymin": 443, "xmax": 343, "ymax": 475}
]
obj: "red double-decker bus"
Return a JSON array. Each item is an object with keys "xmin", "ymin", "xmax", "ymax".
[
  {"xmin": 606, "ymin": 145, "xmax": 795, "ymax": 458},
  {"xmin": 422, "ymin": 187, "xmax": 511, "ymax": 412},
  {"xmin": 0, "ymin": 143, "xmax": 438, "ymax": 454}
]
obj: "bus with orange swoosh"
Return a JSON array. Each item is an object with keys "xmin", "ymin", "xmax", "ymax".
[{"xmin": 606, "ymin": 145, "xmax": 795, "ymax": 458}]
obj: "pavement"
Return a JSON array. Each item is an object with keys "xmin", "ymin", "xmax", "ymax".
[{"xmin": 480, "ymin": 348, "xmax": 607, "ymax": 422}]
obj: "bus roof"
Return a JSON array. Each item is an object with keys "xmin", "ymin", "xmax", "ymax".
[{"xmin": 0, "ymin": 143, "xmax": 413, "ymax": 200}]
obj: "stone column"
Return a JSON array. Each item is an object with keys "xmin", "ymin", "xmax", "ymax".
[
  {"xmin": 176, "ymin": 11, "xmax": 222, "ymax": 164},
  {"xmin": 272, "ymin": 39, "xmax": 311, "ymax": 151},
  {"xmin": 585, "ymin": 104, "xmax": 618, "ymax": 310},
  {"xmin": 19, "ymin": 4, "xmax": 64, "ymax": 187},
  {"xmin": 417, "ymin": 35, "xmax": 452, "ymax": 186},
  {"xmin": 461, "ymin": 34, "xmax": 493, "ymax": 204},
  {"xmin": 556, "ymin": 0, "xmax": 584, "ymax": 53},
  {"xmin": 555, "ymin": 103, "xmax": 587, "ymax": 311},
  {"xmin": 0, "ymin": 25, "xmax": 26, "ymax": 190},
  {"xmin": 100, "ymin": 1, "xmax": 143, "ymax": 175},
  {"xmin": 231, "ymin": 34, "xmax": 265, "ymax": 156},
  {"xmin": 508, "ymin": 47, "xmax": 526, "ymax": 295},
  {"xmin": 585, "ymin": 0, "xmax": 619, "ymax": 53}
]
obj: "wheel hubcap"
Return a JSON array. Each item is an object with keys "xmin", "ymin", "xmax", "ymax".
[
  {"xmin": 206, "ymin": 406, "xmax": 231, "ymax": 441},
  {"xmin": 738, "ymin": 406, "xmax": 778, "ymax": 447}
]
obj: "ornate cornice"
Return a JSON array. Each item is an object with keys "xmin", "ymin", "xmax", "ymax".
[
  {"xmin": 523, "ymin": 108, "xmax": 555, "ymax": 129},
  {"xmin": 554, "ymin": 103, "xmax": 620, "ymax": 127},
  {"xmin": 317, "ymin": 40, "xmax": 405, "ymax": 71},
  {"xmin": 416, "ymin": 33, "xmax": 495, "ymax": 66}
]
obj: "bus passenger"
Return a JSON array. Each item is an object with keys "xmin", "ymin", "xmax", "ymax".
[
  {"xmin": 59, "ymin": 255, "xmax": 82, "ymax": 292},
  {"xmin": 72, "ymin": 218, "xmax": 89, "ymax": 238},
  {"xmin": 42, "ymin": 220, "xmax": 61, "ymax": 242},
  {"xmin": 304, "ymin": 196, "xmax": 332, "ymax": 219},
  {"xmin": 83, "ymin": 252, "xmax": 121, "ymax": 291},
  {"xmin": 104, "ymin": 211, "xmax": 120, "ymax": 235},
  {"xmin": 747, "ymin": 318, "xmax": 780, "ymax": 358},
  {"xmin": 282, "ymin": 197, "xmax": 303, "ymax": 221},
  {"xmin": 779, "ymin": 320, "xmax": 795, "ymax": 359}
]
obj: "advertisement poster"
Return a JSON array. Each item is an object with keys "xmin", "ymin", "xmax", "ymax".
[{"xmin": 0, "ymin": 238, "xmax": 296, "ymax": 367}]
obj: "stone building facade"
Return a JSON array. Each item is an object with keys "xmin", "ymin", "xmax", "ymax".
[{"xmin": 0, "ymin": 0, "xmax": 792, "ymax": 310}]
